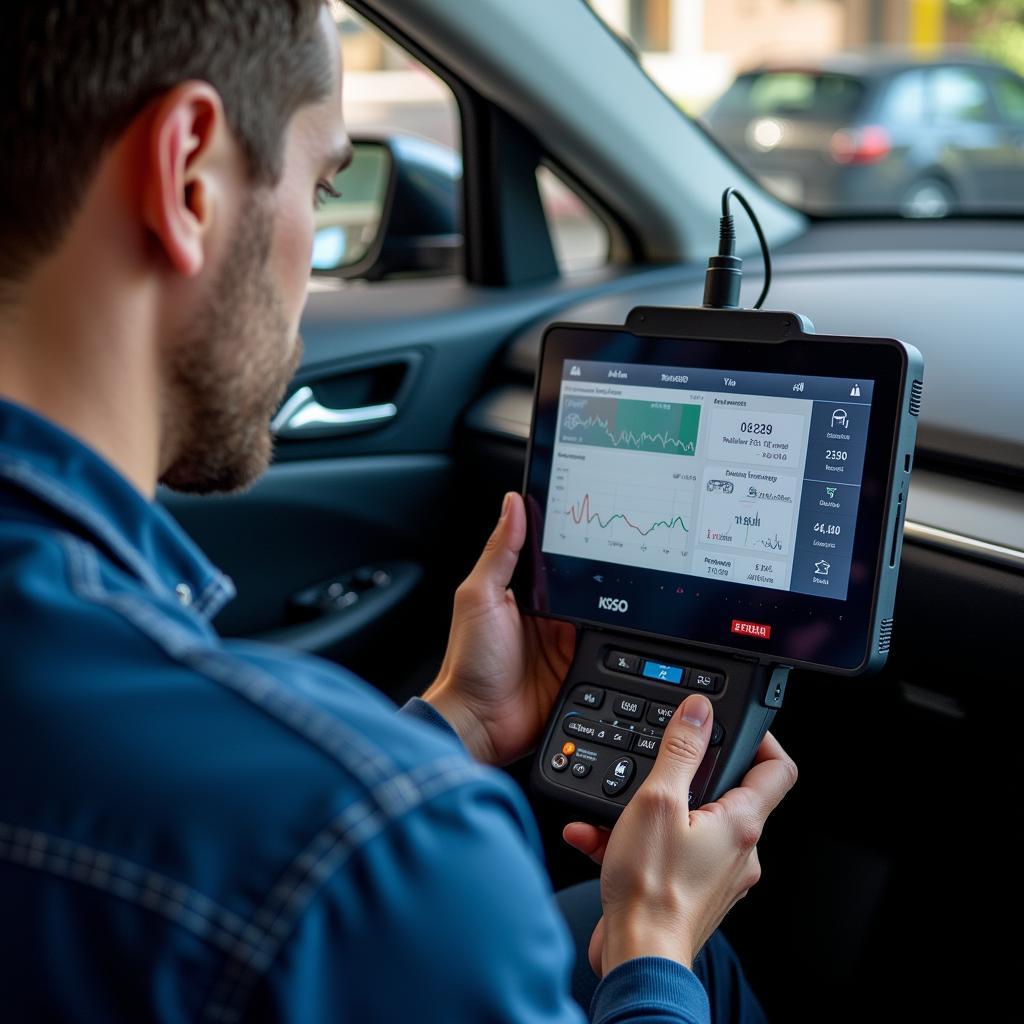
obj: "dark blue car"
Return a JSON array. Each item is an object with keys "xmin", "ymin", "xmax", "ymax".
[{"xmin": 704, "ymin": 51, "xmax": 1024, "ymax": 216}]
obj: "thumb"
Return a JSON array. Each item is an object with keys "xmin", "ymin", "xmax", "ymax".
[
  {"xmin": 462, "ymin": 492, "xmax": 526, "ymax": 595},
  {"xmin": 562, "ymin": 822, "xmax": 610, "ymax": 865},
  {"xmin": 643, "ymin": 693, "xmax": 713, "ymax": 794}
]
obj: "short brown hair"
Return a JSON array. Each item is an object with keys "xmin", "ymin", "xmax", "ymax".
[{"xmin": 0, "ymin": 1, "xmax": 332, "ymax": 282}]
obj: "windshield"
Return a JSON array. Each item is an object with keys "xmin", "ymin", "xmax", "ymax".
[{"xmin": 587, "ymin": 0, "xmax": 1024, "ymax": 218}]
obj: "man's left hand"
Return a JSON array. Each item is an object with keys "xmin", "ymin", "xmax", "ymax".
[{"xmin": 422, "ymin": 492, "xmax": 576, "ymax": 765}]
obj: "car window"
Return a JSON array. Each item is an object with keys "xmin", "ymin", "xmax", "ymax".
[
  {"xmin": 588, "ymin": 0, "xmax": 1024, "ymax": 218},
  {"xmin": 878, "ymin": 70, "xmax": 928, "ymax": 124},
  {"xmin": 931, "ymin": 66, "xmax": 991, "ymax": 122},
  {"xmin": 716, "ymin": 72, "xmax": 865, "ymax": 120},
  {"xmin": 537, "ymin": 167, "xmax": 611, "ymax": 274},
  {"xmin": 328, "ymin": 3, "xmax": 611, "ymax": 280},
  {"xmin": 993, "ymin": 73, "xmax": 1024, "ymax": 126}
]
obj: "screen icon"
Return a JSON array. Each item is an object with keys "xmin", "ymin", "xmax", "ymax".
[
  {"xmin": 850, "ymin": 384, "xmax": 861, "ymax": 397},
  {"xmin": 814, "ymin": 559, "xmax": 831, "ymax": 576},
  {"xmin": 570, "ymin": 365, "xmax": 582, "ymax": 377},
  {"xmin": 792, "ymin": 382, "xmax": 805, "ymax": 392},
  {"xmin": 831, "ymin": 409, "xmax": 849, "ymax": 429},
  {"xmin": 826, "ymin": 486, "xmax": 837, "ymax": 499}
]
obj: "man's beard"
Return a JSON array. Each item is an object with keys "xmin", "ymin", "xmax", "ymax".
[{"xmin": 158, "ymin": 200, "xmax": 302, "ymax": 495}]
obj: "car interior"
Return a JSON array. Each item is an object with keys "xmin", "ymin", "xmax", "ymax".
[{"xmin": 162, "ymin": 1, "xmax": 1012, "ymax": 1018}]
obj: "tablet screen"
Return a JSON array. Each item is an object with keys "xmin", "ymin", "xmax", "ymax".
[
  {"xmin": 542, "ymin": 358, "xmax": 872, "ymax": 602},
  {"xmin": 517, "ymin": 321, "xmax": 909, "ymax": 671}
]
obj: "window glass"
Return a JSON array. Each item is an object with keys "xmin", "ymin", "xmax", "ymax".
[
  {"xmin": 328, "ymin": 4, "xmax": 611, "ymax": 279},
  {"xmin": 736, "ymin": 72, "xmax": 865, "ymax": 119},
  {"xmin": 628, "ymin": 0, "xmax": 672, "ymax": 52},
  {"xmin": 932, "ymin": 67, "xmax": 990, "ymax": 122},
  {"xmin": 315, "ymin": 3, "xmax": 461, "ymax": 280},
  {"xmin": 588, "ymin": 0, "xmax": 1024, "ymax": 216},
  {"xmin": 994, "ymin": 73, "xmax": 1024, "ymax": 126},
  {"xmin": 537, "ymin": 168, "xmax": 611, "ymax": 275},
  {"xmin": 879, "ymin": 70, "xmax": 927, "ymax": 124}
]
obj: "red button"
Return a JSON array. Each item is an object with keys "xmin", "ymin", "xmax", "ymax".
[{"xmin": 731, "ymin": 618, "xmax": 772, "ymax": 640}]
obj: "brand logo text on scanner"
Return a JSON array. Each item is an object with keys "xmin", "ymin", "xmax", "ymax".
[
  {"xmin": 731, "ymin": 619, "xmax": 772, "ymax": 639},
  {"xmin": 598, "ymin": 597, "xmax": 630, "ymax": 613}
]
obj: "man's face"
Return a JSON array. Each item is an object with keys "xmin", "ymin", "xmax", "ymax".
[{"xmin": 160, "ymin": 7, "xmax": 350, "ymax": 494}]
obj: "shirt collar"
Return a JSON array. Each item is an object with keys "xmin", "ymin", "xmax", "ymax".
[{"xmin": 0, "ymin": 398, "xmax": 235, "ymax": 619}]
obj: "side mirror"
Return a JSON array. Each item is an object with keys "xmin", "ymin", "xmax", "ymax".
[{"xmin": 311, "ymin": 133, "xmax": 462, "ymax": 281}]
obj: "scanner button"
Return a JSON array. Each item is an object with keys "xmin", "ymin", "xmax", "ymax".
[
  {"xmin": 642, "ymin": 661, "xmax": 684, "ymax": 685},
  {"xmin": 550, "ymin": 753, "xmax": 569, "ymax": 772},
  {"xmin": 688, "ymin": 670, "xmax": 724, "ymax": 694},
  {"xmin": 570, "ymin": 760, "xmax": 592, "ymax": 779},
  {"xmin": 602, "ymin": 757, "xmax": 636, "ymax": 797},
  {"xmin": 563, "ymin": 717, "xmax": 598, "ymax": 740},
  {"xmin": 605, "ymin": 650, "xmax": 640, "ymax": 675},
  {"xmin": 632, "ymin": 734, "xmax": 660, "ymax": 757},
  {"xmin": 647, "ymin": 703, "xmax": 677, "ymax": 727},
  {"xmin": 613, "ymin": 695, "xmax": 645, "ymax": 720},
  {"xmin": 594, "ymin": 725, "xmax": 632, "ymax": 750},
  {"xmin": 572, "ymin": 686, "xmax": 605, "ymax": 710},
  {"xmin": 711, "ymin": 722, "xmax": 725, "ymax": 747}
]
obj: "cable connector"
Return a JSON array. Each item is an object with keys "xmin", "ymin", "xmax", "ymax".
[{"xmin": 702, "ymin": 188, "xmax": 772, "ymax": 310}]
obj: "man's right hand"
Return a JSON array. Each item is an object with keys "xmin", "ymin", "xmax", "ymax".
[{"xmin": 562, "ymin": 693, "xmax": 798, "ymax": 977}]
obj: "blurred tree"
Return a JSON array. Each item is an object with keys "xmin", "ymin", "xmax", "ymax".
[{"xmin": 949, "ymin": 0, "xmax": 1024, "ymax": 74}]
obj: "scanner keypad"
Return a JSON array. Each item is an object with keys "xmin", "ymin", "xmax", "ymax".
[{"xmin": 545, "ymin": 648, "xmax": 728, "ymax": 808}]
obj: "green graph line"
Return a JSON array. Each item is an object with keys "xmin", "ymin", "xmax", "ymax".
[
  {"xmin": 560, "ymin": 399, "xmax": 701, "ymax": 457},
  {"xmin": 563, "ymin": 413, "xmax": 697, "ymax": 454}
]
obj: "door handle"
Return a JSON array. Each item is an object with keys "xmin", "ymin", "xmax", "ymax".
[{"xmin": 271, "ymin": 386, "xmax": 398, "ymax": 439}]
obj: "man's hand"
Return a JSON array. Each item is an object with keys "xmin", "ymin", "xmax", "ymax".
[
  {"xmin": 562, "ymin": 694, "xmax": 797, "ymax": 977},
  {"xmin": 422, "ymin": 492, "xmax": 576, "ymax": 765}
]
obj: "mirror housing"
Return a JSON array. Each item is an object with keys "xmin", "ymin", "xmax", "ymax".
[{"xmin": 312, "ymin": 132, "xmax": 462, "ymax": 281}]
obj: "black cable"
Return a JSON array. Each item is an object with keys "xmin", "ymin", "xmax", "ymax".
[
  {"xmin": 723, "ymin": 187, "xmax": 772, "ymax": 309},
  {"xmin": 702, "ymin": 187, "xmax": 773, "ymax": 310}
]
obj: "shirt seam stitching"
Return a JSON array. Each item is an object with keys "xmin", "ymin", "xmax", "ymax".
[
  {"xmin": 200, "ymin": 757, "xmax": 486, "ymax": 1022},
  {"xmin": 0, "ymin": 821, "xmax": 256, "ymax": 957},
  {"xmin": 0, "ymin": 454, "xmax": 170, "ymax": 596},
  {"xmin": 60, "ymin": 533, "xmax": 398, "ymax": 788},
  {"xmin": 55, "ymin": 533, "xmax": 502, "ymax": 1020}
]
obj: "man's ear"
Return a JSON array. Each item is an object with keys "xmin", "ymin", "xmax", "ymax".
[{"xmin": 141, "ymin": 82, "xmax": 233, "ymax": 278}]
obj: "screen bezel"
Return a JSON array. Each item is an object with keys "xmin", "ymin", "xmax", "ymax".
[{"xmin": 515, "ymin": 320, "xmax": 907, "ymax": 674}]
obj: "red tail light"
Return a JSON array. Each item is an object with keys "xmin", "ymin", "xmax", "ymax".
[{"xmin": 829, "ymin": 125, "xmax": 891, "ymax": 165}]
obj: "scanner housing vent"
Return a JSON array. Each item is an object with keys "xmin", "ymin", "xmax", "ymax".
[
  {"xmin": 878, "ymin": 618, "xmax": 894, "ymax": 654},
  {"xmin": 909, "ymin": 380, "xmax": 923, "ymax": 416}
]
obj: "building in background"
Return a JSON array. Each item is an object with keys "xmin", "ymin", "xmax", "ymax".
[{"xmin": 591, "ymin": 0, "xmax": 959, "ymax": 109}]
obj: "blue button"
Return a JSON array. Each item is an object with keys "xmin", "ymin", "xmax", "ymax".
[{"xmin": 641, "ymin": 661, "xmax": 684, "ymax": 685}]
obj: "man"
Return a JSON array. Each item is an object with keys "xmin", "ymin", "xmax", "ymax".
[{"xmin": 0, "ymin": 3, "xmax": 797, "ymax": 1021}]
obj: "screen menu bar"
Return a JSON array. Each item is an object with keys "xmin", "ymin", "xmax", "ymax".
[{"xmin": 562, "ymin": 359, "xmax": 873, "ymax": 406}]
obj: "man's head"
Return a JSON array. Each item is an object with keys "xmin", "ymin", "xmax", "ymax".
[{"xmin": 0, "ymin": 1, "xmax": 351, "ymax": 494}]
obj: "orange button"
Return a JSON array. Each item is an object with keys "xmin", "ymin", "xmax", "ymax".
[{"xmin": 562, "ymin": 741, "xmax": 576, "ymax": 756}]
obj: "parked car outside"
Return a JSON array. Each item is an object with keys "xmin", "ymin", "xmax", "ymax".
[{"xmin": 702, "ymin": 51, "xmax": 1024, "ymax": 217}]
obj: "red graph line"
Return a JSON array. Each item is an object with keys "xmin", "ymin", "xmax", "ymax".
[{"xmin": 566, "ymin": 494, "xmax": 688, "ymax": 537}]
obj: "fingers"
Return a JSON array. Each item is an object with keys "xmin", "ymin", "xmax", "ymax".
[
  {"xmin": 459, "ymin": 492, "xmax": 526, "ymax": 597},
  {"xmin": 642, "ymin": 693, "xmax": 713, "ymax": 795},
  {"xmin": 717, "ymin": 731, "xmax": 798, "ymax": 824},
  {"xmin": 562, "ymin": 822, "xmax": 611, "ymax": 865}
]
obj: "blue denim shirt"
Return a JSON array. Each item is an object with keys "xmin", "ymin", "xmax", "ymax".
[{"xmin": 0, "ymin": 398, "xmax": 709, "ymax": 1023}]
